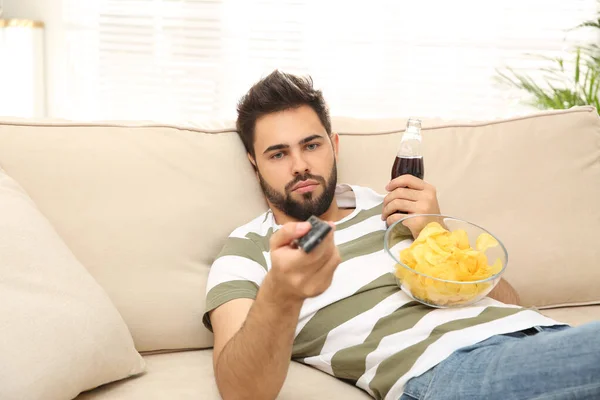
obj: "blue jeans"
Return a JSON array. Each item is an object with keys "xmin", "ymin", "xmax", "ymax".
[{"xmin": 400, "ymin": 322, "xmax": 600, "ymax": 400}]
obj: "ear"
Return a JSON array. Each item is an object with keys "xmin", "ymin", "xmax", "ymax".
[
  {"xmin": 331, "ymin": 133, "xmax": 340, "ymax": 159},
  {"xmin": 247, "ymin": 153, "xmax": 258, "ymax": 173}
]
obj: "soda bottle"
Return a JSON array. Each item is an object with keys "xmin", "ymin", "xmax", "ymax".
[{"xmin": 391, "ymin": 118, "xmax": 424, "ymax": 180}]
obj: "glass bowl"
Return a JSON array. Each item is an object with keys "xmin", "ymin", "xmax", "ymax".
[{"xmin": 384, "ymin": 214, "xmax": 508, "ymax": 308}]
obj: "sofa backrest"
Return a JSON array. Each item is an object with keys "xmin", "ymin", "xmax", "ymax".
[{"xmin": 1, "ymin": 106, "xmax": 598, "ymax": 352}]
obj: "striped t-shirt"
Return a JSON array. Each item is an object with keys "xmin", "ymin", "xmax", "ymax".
[{"xmin": 203, "ymin": 184, "xmax": 560, "ymax": 400}]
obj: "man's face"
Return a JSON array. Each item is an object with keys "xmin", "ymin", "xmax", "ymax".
[{"xmin": 251, "ymin": 105, "xmax": 338, "ymax": 221}]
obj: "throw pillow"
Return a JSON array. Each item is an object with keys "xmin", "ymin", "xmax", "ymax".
[{"xmin": 0, "ymin": 167, "xmax": 145, "ymax": 400}]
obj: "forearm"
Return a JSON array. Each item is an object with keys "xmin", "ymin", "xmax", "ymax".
[
  {"xmin": 215, "ymin": 277, "xmax": 302, "ymax": 400},
  {"xmin": 488, "ymin": 278, "xmax": 520, "ymax": 305}
]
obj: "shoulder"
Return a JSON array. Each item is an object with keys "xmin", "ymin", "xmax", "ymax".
[
  {"xmin": 228, "ymin": 211, "xmax": 274, "ymax": 239},
  {"xmin": 215, "ymin": 211, "xmax": 274, "ymax": 262},
  {"xmin": 210, "ymin": 213, "xmax": 271, "ymax": 278}
]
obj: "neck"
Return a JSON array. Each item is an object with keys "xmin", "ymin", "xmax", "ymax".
[{"xmin": 269, "ymin": 195, "xmax": 351, "ymax": 225}]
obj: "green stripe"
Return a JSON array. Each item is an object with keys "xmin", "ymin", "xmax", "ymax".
[
  {"xmin": 215, "ymin": 237, "xmax": 268, "ymax": 271},
  {"xmin": 245, "ymin": 227, "xmax": 274, "ymax": 254},
  {"xmin": 369, "ymin": 306, "xmax": 524, "ymax": 400},
  {"xmin": 330, "ymin": 301, "xmax": 430, "ymax": 380},
  {"xmin": 203, "ymin": 280, "xmax": 259, "ymax": 332},
  {"xmin": 239, "ymin": 222, "xmax": 387, "ymax": 267},
  {"xmin": 232, "ymin": 205, "xmax": 393, "ymax": 267},
  {"xmin": 292, "ymin": 273, "xmax": 398, "ymax": 359},
  {"xmin": 262, "ymin": 211, "xmax": 270, "ymax": 224},
  {"xmin": 336, "ymin": 203, "xmax": 384, "ymax": 231},
  {"xmin": 339, "ymin": 230, "xmax": 386, "ymax": 262}
]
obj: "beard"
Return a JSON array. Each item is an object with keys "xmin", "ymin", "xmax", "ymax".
[{"xmin": 258, "ymin": 161, "xmax": 338, "ymax": 222}]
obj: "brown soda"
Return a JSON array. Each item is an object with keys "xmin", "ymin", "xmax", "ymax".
[{"xmin": 391, "ymin": 156, "xmax": 424, "ymax": 180}]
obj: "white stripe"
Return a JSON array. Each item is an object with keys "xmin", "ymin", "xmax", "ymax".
[
  {"xmin": 349, "ymin": 185, "xmax": 385, "ymax": 210},
  {"xmin": 334, "ymin": 214, "xmax": 388, "ymax": 245},
  {"xmin": 356, "ymin": 298, "xmax": 500, "ymax": 396},
  {"xmin": 294, "ymin": 249, "xmax": 394, "ymax": 336},
  {"xmin": 335, "ymin": 183, "xmax": 358, "ymax": 209},
  {"xmin": 229, "ymin": 213, "xmax": 272, "ymax": 239},
  {"xmin": 303, "ymin": 291, "xmax": 413, "ymax": 374},
  {"xmin": 384, "ymin": 309, "xmax": 560, "ymax": 400},
  {"xmin": 205, "ymin": 255, "xmax": 266, "ymax": 294},
  {"xmin": 302, "ymin": 356, "xmax": 332, "ymax": 375},
  {"xmin": 263, "ymin": 251, "xmax": 272, "ymax": 271}
]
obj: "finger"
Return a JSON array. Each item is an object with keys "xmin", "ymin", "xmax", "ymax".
[
  {"xmin": 382, "ymin": 199, "xmax": 416, "ymax": 220},
  {"xmin": 385, "ymin": 213, "xmax": 407, "ymax": 228},
  {"xmin": 386, "ymin": 175, "xmax": 426, "ymax": 192},
  {"xmin": 270, "ymin": 221, "xmax": 311, "ymax": 249},
  {"xmin": 383, "ymin": 187, "xmax": 420, "ymax": 206}
]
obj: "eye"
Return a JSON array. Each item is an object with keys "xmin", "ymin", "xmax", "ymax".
[
  {"xmin": 306, "ymin": 143, "xmax": 319, "ymax": 151},
  {"xmin": 271, "ymin": 152, "xmax": 285, "ymax": 160}
]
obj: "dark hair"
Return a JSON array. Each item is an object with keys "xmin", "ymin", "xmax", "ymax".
[{"xmin": 236, "ymin": 70, "xmax": 332, "ymax": 158}]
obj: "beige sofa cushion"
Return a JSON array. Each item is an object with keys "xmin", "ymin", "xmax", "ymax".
[
  {"xmin": 0, "ymin": 122, "xmax": 266, "ymax": 352},
  {"xmin": 76, "ymin": 350, "xmax": 370, "ymax": 400},
  {"xmin": 0, "ymin": 168, "xmax": 145, "ymax": 400},
  {"xmin": 0, "ymin": 107, "xmax": 598, "ymax": 354},
  {"xmin": 541, "ymin": 305, "xmax": 600, "ymax": 326}
]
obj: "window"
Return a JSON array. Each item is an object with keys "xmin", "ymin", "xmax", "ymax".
[{"xmin": 62, "ymin": 0, "xmax": 598, "ymax": 122}]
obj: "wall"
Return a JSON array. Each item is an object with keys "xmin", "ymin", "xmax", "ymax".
[{"xmin": 2, "ymin": 0, "xmax": 65, "ymax": 118}]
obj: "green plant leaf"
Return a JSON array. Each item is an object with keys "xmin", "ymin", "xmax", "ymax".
[
  {"xmin": 574, "ymin": 18, "xmax": 600, "ymax": 30},
  {"xmin": 496, "ymin": 8, "xmax": 600, "ymax": 113},
  {"xmin": 575, "ymin": 49, "xmax": 581, "ymax": 85}
]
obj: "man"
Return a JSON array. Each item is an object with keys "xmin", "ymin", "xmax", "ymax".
[{"xmin": 203, "ymin": 70, "xmax": 600, "ymax": 400}]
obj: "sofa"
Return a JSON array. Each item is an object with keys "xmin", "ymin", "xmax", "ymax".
[{"xmin": 0, "ymin": 106, "xmax": 599, "ymax": 400}]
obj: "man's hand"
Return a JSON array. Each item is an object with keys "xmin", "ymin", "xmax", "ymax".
[
  {"xmin": 382, "ymin": 174, "xmax": 441, "ymax": 238},
  {"xmin": 265, "ymin": 220, "xmax": 341, "ymax": 305}
]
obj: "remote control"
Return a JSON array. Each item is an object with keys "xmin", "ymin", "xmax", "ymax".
[{"xmin": 292, "ymin": 215, "xmax": 332, "ymax": 253}]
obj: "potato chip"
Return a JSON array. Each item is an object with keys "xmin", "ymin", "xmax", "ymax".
[
  {"xmin": 426, "ymin": 237, "xmax": 451, "ymax": 257},
  {"xmin": 476, "ymin": 232, "xmax": 499, "ymax": 253},
  {"xmin": 450, "ymin": 229, "xmax": 470, "ymax": 250},
  {"xmin": 425, "ymin": 249, "xmax": 450, "ymax": 265},
  {"xmin": 490, "ymin": 258, "xmax": 503, "ymax": 275},
  {"xmin": 414, "ymin": 222, "xmax": 447, "ymax": 243},
  {"xmin": 400, "ymin": 247, "xmax": 417, "ymax": 268},
  {"xmin": 394, "ymin": 221, "xmax": 503, "ymax": 306},
  {"xmin": 433, "ymin": 235, "xmax": 455, "ymax": 253}
]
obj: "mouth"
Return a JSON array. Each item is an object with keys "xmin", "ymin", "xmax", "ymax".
[{"xmin": 291, "ymin": 179, "xmax": 320, "ymax": 193}]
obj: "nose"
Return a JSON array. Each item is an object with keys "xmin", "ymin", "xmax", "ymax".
[{"xmin": 291, "ymin": 151, "xmax": 310, "ymax": 176}]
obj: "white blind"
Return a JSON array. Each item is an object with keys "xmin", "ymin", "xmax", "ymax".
[{"xmin": 62, "ymin": 0, "xmax": 598, "ymax": 121}]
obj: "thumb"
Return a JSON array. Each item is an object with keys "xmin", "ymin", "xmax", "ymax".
[{"xmin": 270, "ymin": 221, "xmax": 312, "ymax": 249}]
